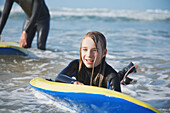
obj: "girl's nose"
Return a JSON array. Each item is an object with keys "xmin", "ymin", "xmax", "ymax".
[{"xmin": 87, "ymin": 50, "xmax": 92, "ymax": 57}]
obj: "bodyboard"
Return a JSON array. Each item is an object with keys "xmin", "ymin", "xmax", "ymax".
[
  {"xmin": 29, "ymin": 77, "xmax": 160, "ymax": 113},
  {"xmin": 0, "ymin": 41, "xmax": 28, "ymax": 56}
]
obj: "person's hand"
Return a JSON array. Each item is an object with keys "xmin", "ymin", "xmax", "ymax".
[
  {"xmin": 73, "ymin": 81, "xmax": 84, "ymax": 85},
  {"xmin": 19, "ymin": 31, "xmax": 27, "ymax": 47},
  {"xmin": 0, "ymin": 35, "xmax": 1, "ymax": 40}
]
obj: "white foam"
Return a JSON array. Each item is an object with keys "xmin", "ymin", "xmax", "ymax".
[
  {"xmin": 6, "ymin": 6, "xmax": 170, "ymax": 21},
  {"xmin": 32, "ymin": 89, "xmax": 79, "ymax": 113},
  {"xmin": 50, "ymin": 8, "xmax": 170, "ymax": 21}
]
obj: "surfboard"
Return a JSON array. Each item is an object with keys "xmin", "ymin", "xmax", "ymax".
[
  {"xmin": 0, "ymin": 41, "xmax": 28, "ymax": 56},
  {"xmin": 29, "ymin": 77, "xmax": 160, "ymax": 113}
]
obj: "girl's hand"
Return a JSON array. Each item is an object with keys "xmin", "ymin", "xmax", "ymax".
[
  {"xmin": 19, "ymin": 31, "xmax": 27, "ymax": 47},
  {"xmin": 73, "ymin": 81, "xmax": 84, "ymax": 85}
]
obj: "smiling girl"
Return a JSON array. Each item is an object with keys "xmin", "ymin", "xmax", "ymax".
[{"xmin": 56, "ymin": 31, "xmax": 137, "ymax": 92}]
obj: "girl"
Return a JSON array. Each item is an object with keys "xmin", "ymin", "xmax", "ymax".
[{"xmin": 55, "ymin": 31, "xmax": 137, "ymax": 92}]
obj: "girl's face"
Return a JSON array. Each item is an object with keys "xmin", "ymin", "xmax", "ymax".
[{"xmin": 81, "ymin": 37, "xmax": 107, "ymax": 68}]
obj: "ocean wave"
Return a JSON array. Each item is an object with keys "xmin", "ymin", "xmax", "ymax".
[
  {"xmin": 1, "ymin": 6, "xmax": 170, "ymax": 22},
  {"xmin": 50, "ymin": 8, "xmax": 170, "ymax": 21}
]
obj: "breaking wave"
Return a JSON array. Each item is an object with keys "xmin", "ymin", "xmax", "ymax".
[{"xmin": 2, "ymin": 6, "xmax": 170, "ymax": 22}]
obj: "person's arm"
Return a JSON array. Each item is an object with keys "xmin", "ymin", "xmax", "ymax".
[
  {"xmin": 105, "ymin": 64, "xmax": 121, "ymax": 92},
  {"xmin": 109, "ymin": 74, "xmax": 121, "ymax": 92},
  {"xmin": 23, "ymin": 0, "xmax": 41, "ymax": 33},
  {"xmin": 56, "ymin": 74, "xmax": 76, "ymax": 84},
  {"xmin": 0, "ymin": 0, "xmax": 14, "ymax": 35},
  {"xmin": 55, "ymin": 59, "xmax": 79, "ymax": 84},
  {"xmin": 20, "ymin": 0, "xmax": 42, "ymax": 47}
]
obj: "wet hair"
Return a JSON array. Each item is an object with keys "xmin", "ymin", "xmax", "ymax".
[{"xmin": 78, "ymin": 31, "xmax": 107, "ymax": 87}]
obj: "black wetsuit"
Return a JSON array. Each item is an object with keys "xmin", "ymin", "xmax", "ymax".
[
  {"xmin": 0, "ymin": 0, "xmax": 50, "ymax": 50},
  {"xmin": 56, "ymin": 59, "xmax": 121, "ymax": 92}
]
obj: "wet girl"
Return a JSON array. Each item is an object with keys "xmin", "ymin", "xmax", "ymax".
[{"xmin": 55, "ymin": 31, "xmax": 137, "ymax": 92}]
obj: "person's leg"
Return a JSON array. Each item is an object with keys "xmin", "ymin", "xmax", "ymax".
[
  {"xmin": 118, "ymin": 62, "xmax": 138, "ymax": 85},
  {"xmin": 36, "ymin": 18, "xmax": 50, "ymax": 50}
]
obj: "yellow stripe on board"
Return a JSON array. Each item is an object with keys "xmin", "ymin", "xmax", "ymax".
[
  {"xmin": 30, "ymin": 77, "xmax": 160, "ymax": 113},
  {"xmin": 0, "ymin": 41, "xmax": 28, "ymax": 55}
]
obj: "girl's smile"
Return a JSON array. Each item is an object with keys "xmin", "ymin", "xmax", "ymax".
[{"xmin": 85, "ymin": 58, "xmax": 94, "ymax": 65}]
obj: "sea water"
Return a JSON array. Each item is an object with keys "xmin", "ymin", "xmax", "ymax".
[{"xmin": 0, "ymin": 7, "xmax": 170, "ymax": 113}]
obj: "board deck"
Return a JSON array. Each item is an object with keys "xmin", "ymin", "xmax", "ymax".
[
  {"xmin": 0, "ymin": 41, "xmax": 28, "ymax": 56},
  {"xmin": 29, "ymin": 77, "xmax": 160, "ymax": 113}
]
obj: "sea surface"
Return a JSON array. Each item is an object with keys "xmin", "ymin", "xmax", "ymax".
[{"xmin": 0, "ymin": 7, "xmax": 170, "ymax": 113}]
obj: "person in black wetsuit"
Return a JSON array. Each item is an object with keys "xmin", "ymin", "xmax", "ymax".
[
  {"xmin": 0, "ymin": 0, "xmax": 50, "ymax": 50},
  {"xmin": 55, "ymin": 31, "xmax": 138, "ymax": 92}
]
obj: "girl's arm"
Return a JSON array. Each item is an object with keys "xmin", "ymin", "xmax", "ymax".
[
  {"xmin": 105, "ymin": 64, "xmax": 122, "ymax": 92},
  {"xmin": 56, "ymin": 74, "xmax": 76, "ymax": 84},
  {"xmin": 109, "ymin": 75, "xmax": 121, "ymax": 92},
  {"xmin": 55, "ymin": 59, "xmax": 79, "ymax": 83}
]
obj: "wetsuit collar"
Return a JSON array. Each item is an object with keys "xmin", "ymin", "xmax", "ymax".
[{"xmin": 85, "ymin": 63, "xmax": 101, "ymax": 73}]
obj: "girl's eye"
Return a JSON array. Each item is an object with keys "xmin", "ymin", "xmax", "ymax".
[
  {"xmin": 92, "ymin": 49, "xmax": 97, "ymax": 52},
  {"xmin": 82, "ymin": 48, "xmax": 87, "ymax": 51}
]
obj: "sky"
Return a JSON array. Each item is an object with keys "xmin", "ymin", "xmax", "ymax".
[
  {"xmin": 0, "ymin": 0, "xmax": 169, "ymax": 11},
  {"xmin": 46, "ymin": 0, "xmax": 170, "ymax": 10}
]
